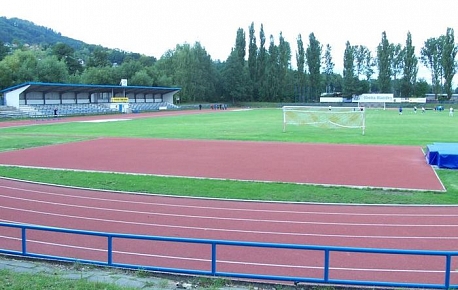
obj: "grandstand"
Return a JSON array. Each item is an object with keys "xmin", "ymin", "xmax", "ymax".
[
  {"xmin": 0, "ymin": 105, "xmax": 28, "ymax": 118},
  {"xmin": 0, "ymin": 82, "xmax": 181, "ymax": 118}
]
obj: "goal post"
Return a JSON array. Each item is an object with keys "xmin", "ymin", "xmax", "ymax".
[{"xmin": 282, "ymin": 106, "xmax": 366, "ymax": 135}]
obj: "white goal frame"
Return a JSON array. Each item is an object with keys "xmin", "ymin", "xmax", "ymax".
[{"xmin": 282, "ymin": 106, "xmax": 366, "ymax": 135}]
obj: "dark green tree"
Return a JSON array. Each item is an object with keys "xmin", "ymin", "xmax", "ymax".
[
  {"xmin": 266, "ymin": 35, "xmax": 279, "ymax": 101},
  {"xmin": 0, "ymin": 53, "xmax": 18, "ymax": 88},
  {"xmin": 80, "ymin": 66, "xmax": 117, "ymax": 84},
  {"xmin": 130, "ymin": 70, "xmax": 152, "ymax": 86},
  {"xmin": 401, "ymin": 31, "xmax": 418, "ymax": 97},
  {"xmin": 52, "ymin": 42, "xmax": 74, "ymax": 61},
  {"xmin": 0, "ymin": 49, "xmax": 40, "ymax": 88},
  {"xmin": 36, "ymin": 55, "xmax": 69, "ymax": 83},
  {"xmin": 222, "ymin": 28, "xmax": 248, "ymax": 103},
  {"xmin": 137, "ymin": 55, "xmax": 157, "ymax": 67},
  {"xmin": 421, "ymin": 37, "xmax": 442, "ymax": 98},
  {"xmin": 342, "ymin": 41, "xmax": 357, "ymax": 97},
  {"xmin": 354, "ymin": 45, "xmax": 369, "ymax": 78},
  {"xmin": 295, "ymin": 34, "xmax": 306, "ymax": 102},
  {"xmin": 415, "ymin": 78, "xmax": 430, "ymax": 97},
  {"xmin": 235, "ymin": 27, "xmax": 246, "ymax": 61},
  {"xmin": 247, "ymin": 22, "xmax": 257, "ymax": 101},
  {"xmin": 118, "ymin": 59, "xmax": 143, "ymax": 81},
  {"xmin": 154, "ymin": 49, "xmax": 178, "ymax": 87},
  {"xmin": 390, "ymin": 43, "xmax": 403, "ymax": 96},
  {"xmin": 0, "ymin": 41, "xmax": 9, "ymax": 61},
  {"xmin": 323, "ymin": 44, "xmax": 334, "ymax": 94},
  {"xmin": 377, "ymin": 31, "xmax": 392, "ymax": 93},
  {"xmin": 306, "ymin": 33, "xmax": 322, "ymax": 101},
  {"xmin": 107, "ymin": 48, "xmax": 127, "ymax": 65},
  {"xmin": 87, "ymin": 46, "xmax": 111, "ymax": 68},
  {"xmin": 257, "ymin": 24, "xmax": 268, "ymax": 101},
  {"xmin": 187, "ymin": 42, "xmax": 217, "ymax": 102},
  {"xmin": 278, "ymin": 32, "xmax": 291, "ymax": 101},
  {"xmin": 170, "ymin": 42, "xmax": 217, "ymax": 102},
  {"xmin": 52, "ymin": 43, "xmax": 83, "ymax": 75},
  {"xmin": 362, "ymin": 49, "xmax": 375, "ymax": 92},
  {"xmin": 436, "ymin": 35, "xmax": 446, "ymax": 92},
  {"xmin": 442, "ymin": 27, "xmax": 457, "ymax": 99},
  {"xmin": 223, "ymin": 50, "xmax": 247, "ymax": 103}
]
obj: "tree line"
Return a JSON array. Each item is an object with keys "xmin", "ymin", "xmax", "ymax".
[{"xmin": 0, "ymin": 22, "xmax": 457, "ymax": 103}]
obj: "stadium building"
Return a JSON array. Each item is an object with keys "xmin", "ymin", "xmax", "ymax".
[{"xmin": 0, "ymin": 82, "xmax": 181, "ymax": 118}]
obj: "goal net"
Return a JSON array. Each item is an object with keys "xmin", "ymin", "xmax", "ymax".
[{"xmin": 282, "ymin": 106, "xmax": 366, "ymax": 135}]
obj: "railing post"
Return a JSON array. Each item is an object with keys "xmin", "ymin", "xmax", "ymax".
[
  {"xmin": 444, "ymin": 254, "xmax": 451, "ymax": 289},
  {"xmin": 323, "ymin": 249, "xmax": 330, "ymax": 282},
  {"xmin": 211, "ymin": 243, "xmax": 217, "ymax": 275},
  {"xmin": 21, "ymin": 227, "xmax": 27, "ymax": 255},
  {"xmin": 107, "ymin": 236, "xmax": 113, "ymax": 266}
]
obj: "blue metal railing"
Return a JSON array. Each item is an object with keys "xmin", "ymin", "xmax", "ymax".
[{"xmin": 0, "ymin": 222, "xmax": 457, "ymax": 289}]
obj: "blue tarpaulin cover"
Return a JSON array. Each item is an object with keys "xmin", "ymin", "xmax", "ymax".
[{"xmin": 426, "ymin": 143, "xmax": 458, "ymax": 169}]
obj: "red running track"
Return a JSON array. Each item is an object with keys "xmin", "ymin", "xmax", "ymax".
[
  {"xmin": 0, "ymin": 137, "xmax": 445, "ymax": 191},
  {"xmin": 1, "ymin": 178, "xmax": 457, "ymax": 285}
]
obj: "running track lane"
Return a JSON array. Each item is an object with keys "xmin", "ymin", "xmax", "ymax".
[
  {"xmin": 0, "ymin": 178, "xmax": 457, "ymax": 285},
  {"xmin": 0, "ymin": 138, "xmax": 445, "ymax": 191}
]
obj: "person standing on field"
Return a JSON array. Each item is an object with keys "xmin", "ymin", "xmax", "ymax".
[{"xmin": 450, "ymin": 107, "xmax": 454, "ymax": 117}]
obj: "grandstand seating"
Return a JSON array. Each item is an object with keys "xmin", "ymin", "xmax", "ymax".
[
  {"xmin": 0, "ymin": 102, "xmax": 179, "ymax": 119},
  {"xmin": 128, "ymin": 102, "xmax": 179, "ymax": 113},
  {"xmin": 21, "ymin": 104, "xmax": 116, "ymax": 118},
  {"xmin": 0, "ymin": 106, "xmax": 29, "ymax": 118}
]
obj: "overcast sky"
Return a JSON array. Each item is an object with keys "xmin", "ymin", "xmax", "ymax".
[{"xmin": 2, "ymin": 0, "xmax": 458, "ymax": 80}]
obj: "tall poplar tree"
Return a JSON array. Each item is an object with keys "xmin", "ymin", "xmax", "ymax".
[
  {"xmin": 377, "ymin": 31, "xmax": 392, "ymax": 93},
  {"xmin": 223, "ymin": 28, "xmax": 247, "ymax": 103},
  {"xmin": 363, "ymin": 50, "xmax": 375, "ymax": 92},
  {"xmin": 354, "ymin": 45, "xmax": 369, "ymax": 79},
  {"xmin": 390, "ymin": 43, "xmax": 403, "ymax": 96},
  {"xmin": 442, "ymin": 27, "xmax": 457, "ymax": 99},
  {"xmin": 401, "ymin": 31, "xmax": 418, "ymax": 97},
  {"xmin": 323, "ymin": 44, "xmax": 334, "ymax": 94},
  {"xmin": 235, "ymin": 28, "xmax": 246, "ymax": 61},
  {"xmin": 342, "ymin": 41, "xmax": 356, "ymax": 97},
  {"xmin": 421, "ymin": 38, "xmax": 442, "ymax": 98},
  {"xmin": 266, "ymin": 35, "xmax": 279, "ymax": 101},
  {"xmin": 306, "ymin": 33, "xmax": 322, "ymax": 101},
  {"xmin": 247, "ymin": 22, "xmax": 257, "ymax": 101},
  {"xmin": 296, "ymin": 34, "xmax": 306, "ymax": 102},
  {"xmin": 257, "ymin": 24, "xmax": 268, "ymax": 101},
  {"xmin": 278, "ymin": 32, "xmax": 291, "ymax": 101}
]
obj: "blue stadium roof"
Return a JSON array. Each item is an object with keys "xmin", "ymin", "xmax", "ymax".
[{"xmin": 1, "ymin": 82, "xmax": 181, "ymax": 95}]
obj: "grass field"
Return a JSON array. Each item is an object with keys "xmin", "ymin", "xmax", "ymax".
[
  {"xmin": 0, "ymin": 107, "xmax": 457, "ymax": 204},
  {"xmin": 0, "ymin": 268, "xmax": 136, "ymax": 290}
]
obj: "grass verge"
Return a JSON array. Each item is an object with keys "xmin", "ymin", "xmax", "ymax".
[{"xmin": 1, "ymin": 166, "xmax": 457, "ymax": 204}]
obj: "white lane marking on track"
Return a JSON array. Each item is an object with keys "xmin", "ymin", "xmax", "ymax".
[
  {"xmin": 1, "ymin": 208, "xmax": 458, "ymax": 240},
  {"xmin": 1, "ymin": 185, "xmax": 458, "ymax": 218},
  {"xmin": 1, "ymin": 194, "xmax": 458, "ymax": 228}
]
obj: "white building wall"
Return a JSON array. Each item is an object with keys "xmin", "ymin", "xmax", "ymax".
[
  {"xmin": 5, "ymin": 85, "xmax": 29, "ymax": 108},
  {"xmin": 163, "ymin": 92, "xmax": 176, "ymax": 103}
]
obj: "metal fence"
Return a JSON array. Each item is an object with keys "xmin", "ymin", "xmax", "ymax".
[{"xmin": 0, "ymin": 222, "xmax": 457, "ymax": 289}]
